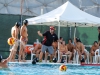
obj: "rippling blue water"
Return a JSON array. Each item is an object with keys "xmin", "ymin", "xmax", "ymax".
[{"xmin": 0, "ymin": 63, "xmax": 100, "ymax": 75}]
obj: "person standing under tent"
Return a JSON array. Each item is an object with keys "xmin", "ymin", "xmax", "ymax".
[
  {"xmin": 98, "ymin": 26, "xmax": 100, "ymax": 49},
  {"xmin": 38, "ymin": 26, "xmax": 58, "ymax": 62},
  {"xmin": 97, "ymin": 26, "xmax": 100, "ymax": 62},
  {"xmin": 7, "ymin": 22, "xmax": 20, "ymax": 62},
  {"xmin": 18, "ymin": 20, "xmax": 28, "ymax": 62}
]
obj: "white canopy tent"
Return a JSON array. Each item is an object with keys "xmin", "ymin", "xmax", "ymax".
[
  {"xmin": 27, "ymin": 1, "xmax": 100, "ymax": 26},
  {"xmin": 26, "ymin": 1, "xmax": 100, "ymax": 62}
]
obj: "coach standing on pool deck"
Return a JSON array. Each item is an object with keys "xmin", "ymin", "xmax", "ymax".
[{"xmin": 37, "ymin": 26, "xmax": 58, "ymax": 62}]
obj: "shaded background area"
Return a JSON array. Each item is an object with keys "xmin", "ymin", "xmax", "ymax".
[{"xmin": 0, "ymin": 14, "xmax": 98, "ymax": 59}]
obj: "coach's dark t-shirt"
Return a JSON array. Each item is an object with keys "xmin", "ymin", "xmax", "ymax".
[{"xmin": 42, "ymin": 31, "xmax": 58, "ymax": 46}]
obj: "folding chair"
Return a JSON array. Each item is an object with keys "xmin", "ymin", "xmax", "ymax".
[
  {"xmin": 30, "ymin": 47, "xmax": 36, "ymax": 62},
  {"xmin": 75, "ymin": 49, "xmax": 89, "ymax": 64},
  {"xmin": 95, "ymin": 49, "xmax": 100, "ymax": 63}
]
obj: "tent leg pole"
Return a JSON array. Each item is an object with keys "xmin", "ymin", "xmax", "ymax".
[
  {"xmin": 74, "ymin": 23, "xmax": 76, "ymax": 40},
  {"xmin": 57, "ymin": 21, "xmax": 60, "ymax": 62},
  {"xmin": 73, "ymin": 26, "xmax": 76, "ymax": 46},
  {"xmin": 21, "ymin": 0, "xmax": 23, "ymax": 25},
  {"xmin": 74, "ymin": 27, "xmax": 76, "ymax": 39},
  {"xmin": 70, "ymin": 26, "xmax": 71, "ymax": 38}
]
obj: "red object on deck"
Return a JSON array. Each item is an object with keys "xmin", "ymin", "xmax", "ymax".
[
  {"xmin": 25, "ymin": 45, "xmax": 33, "ymax": 54},
  {"xmin": 81, "ymin": 64, "xmax": 100, "ymax": 66},
  {"xmin": 33, "ymin": 42, "xmax": 38, "ymax": 47}
]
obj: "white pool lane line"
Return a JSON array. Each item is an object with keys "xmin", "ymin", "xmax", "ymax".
[{"xmin": 8, "ymin": 62, "xmax": 80, "ymax": 65}]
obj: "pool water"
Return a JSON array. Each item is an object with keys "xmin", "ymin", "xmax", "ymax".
[{"xmin": 0, "ymin": 63, "xmax": 100, "ymax": 75}]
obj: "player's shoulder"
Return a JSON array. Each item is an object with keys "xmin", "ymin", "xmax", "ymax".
[
  {"xmin": 81, "ymin": 43, "xmax": 84, "ymax": 46},
  {"xmin": 21, "ymin": 25, "xmax": 25, "ymax": 29},
  {"xmin": 11, "ymin": 26, "xmax": 15, "ymax": 30}
]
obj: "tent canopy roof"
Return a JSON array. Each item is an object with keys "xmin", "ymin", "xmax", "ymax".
[{"xmin": 26, "ymin": 1, "xmax": 100, "ymax": 27}]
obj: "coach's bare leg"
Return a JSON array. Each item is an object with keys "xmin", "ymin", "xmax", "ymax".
[{"xmin": 39, "ymin": 52, "xmax": 43, "ymax": 61}]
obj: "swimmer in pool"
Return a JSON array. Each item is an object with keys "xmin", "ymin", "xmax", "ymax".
[{"xmin": 0, "ymin": 55, "xmax": 8, "ymax": 68}]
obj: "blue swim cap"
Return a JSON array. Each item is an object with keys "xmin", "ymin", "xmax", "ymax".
[{"xmin": 0, "ymin": 55, "xmax": 2, "ymax": 62}]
